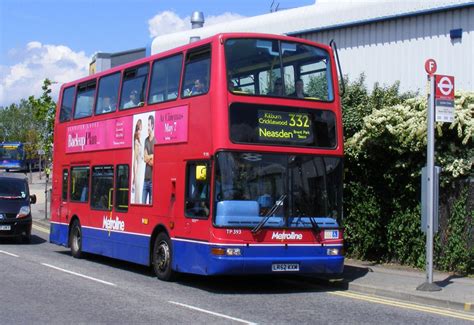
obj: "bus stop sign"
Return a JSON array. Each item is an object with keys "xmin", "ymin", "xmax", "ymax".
[
  {"xmin": 434, "ymin": 75, "xmax": 455, "ymax": 123},
  {"xmin": 435, "ymin": 75, "xmax": 454, "ymax": 100}
]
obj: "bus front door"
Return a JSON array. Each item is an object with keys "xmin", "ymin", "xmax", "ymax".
[{"xmin": 58, "ymin": 167, "xmax": 70, "ymax": 244}]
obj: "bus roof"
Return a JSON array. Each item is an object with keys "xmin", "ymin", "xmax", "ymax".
[{"xmin": 59, "ymin": 32, "xmax": 332, "ymax": 90}]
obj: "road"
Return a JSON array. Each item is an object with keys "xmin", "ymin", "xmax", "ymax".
[{"xmin": 0, "ymin": 226, "xmax": 472, "ymax": 324}]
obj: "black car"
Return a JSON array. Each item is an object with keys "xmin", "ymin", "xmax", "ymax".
[{"xmin": 0, "ymin": 173, "xmax": 36, "ymax": 243}]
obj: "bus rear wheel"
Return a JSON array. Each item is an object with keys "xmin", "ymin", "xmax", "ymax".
[
  {"xmin": 70, "ymin": 220, "xmax": 83, "ymax": 259},
  {"xmin": 152, "ymin": 233, "xmax": 176, "ymax": 281}
]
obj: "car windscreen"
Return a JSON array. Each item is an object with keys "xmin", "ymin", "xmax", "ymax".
[{"xmin": 0, "ymin": 178, "xmax": 28, "ymax": 199}]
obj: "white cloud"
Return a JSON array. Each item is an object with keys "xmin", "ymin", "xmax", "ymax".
[
  {"xmin": 148, "ymin": 11, "xmax": 245, "ymax": 38},
  {"xmin": 0, "ymin": 42, "xmax": 90, "ymax": 107}
]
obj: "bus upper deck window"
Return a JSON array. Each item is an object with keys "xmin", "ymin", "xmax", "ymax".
[
  {"xmin": 148, "ymin": 54, "xmax": 182, "ymax": 104},
  {"xmin": 182, "ymin": 47, "xmax": 210, "ymax": 98},
  {"xmin": 120, "ymin": 65, "xmax": 149, "ymax": 110},
  {"xmin": 95, "ymin": 73, "xmax": 120, "ymax": 115},
  {"xmin": 60, "ymin": 86, "xmax": 75, "ymax": 122},
  {"xmin": 74, "ymin": 81, "xmax": 96, "ymax": 119}
]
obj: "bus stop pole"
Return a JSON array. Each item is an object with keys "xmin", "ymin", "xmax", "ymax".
[{"xmin": 417, "ymin": 75, "xmax": 441, "ymax": 291}]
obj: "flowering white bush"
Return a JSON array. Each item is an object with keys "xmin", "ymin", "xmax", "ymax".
[{"xmin": 346, "ymin": 92, "xmax": 473, "ymax": 180}]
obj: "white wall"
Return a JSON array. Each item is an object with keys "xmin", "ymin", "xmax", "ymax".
[{"xmin": 298, "ymin": 7, "xmax": 474, "ymax": 93}]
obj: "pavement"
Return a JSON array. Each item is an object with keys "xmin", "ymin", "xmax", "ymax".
[{"xmin": 26, "ymin": 172, "xmax": 474, "ymax": 314}]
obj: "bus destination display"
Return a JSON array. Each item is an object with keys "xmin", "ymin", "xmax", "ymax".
[{"xmin": 257, "ymin": 110, "xmax": 313, "ymax": 144}]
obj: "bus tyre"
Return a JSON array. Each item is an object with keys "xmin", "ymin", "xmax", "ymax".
[
  {"xmin": 152, "ymin": 233, "xmax": 176, "ymax": 281},
  {"xmin": 70, "ymin": 220, "xmax": 83, "ymax": 259}
]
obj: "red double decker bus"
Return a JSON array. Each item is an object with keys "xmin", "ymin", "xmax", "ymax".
[{"xmin": 50, "ymin": 33, "xmax": 344, "ymax": 280}]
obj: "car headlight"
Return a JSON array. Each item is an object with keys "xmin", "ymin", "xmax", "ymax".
[{"xmin": 16, "ymin": 206, "xmax": 30, "ymax": 219}]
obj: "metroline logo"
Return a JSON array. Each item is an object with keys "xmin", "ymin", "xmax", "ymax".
[
  {"xmin": 103, "ymin": 215, "xmax": 125, "ymax": 232},
  {"xmin": 271, "ymin": 232, "xmax": 303, "ymax": 240}
]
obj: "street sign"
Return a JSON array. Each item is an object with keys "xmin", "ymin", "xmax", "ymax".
[
  {"xmin": 424, "ymin": 59, "xmax": 437, "ymax": 75},
  {"xmin": 434, "ymin": 75, "xmax": 455, "ymax": 123},
  {"xmin": 435, "ymin": 75, "xmax": 454, "ymax": 100},
  {"xmin": 435, "ymin": 100, "xmax": 455, "ymax": 123}
]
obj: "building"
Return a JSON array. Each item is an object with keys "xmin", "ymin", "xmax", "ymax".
[
  {"xmin": 150, "ymin": 0, "xmax": 474, "ymax": 93},
  {"xmin": 89, "ymin": 48, "xmax": 146, "ymax": 75}
]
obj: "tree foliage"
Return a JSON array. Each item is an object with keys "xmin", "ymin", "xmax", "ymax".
[{"xmin": 28, "ymin": 79, "xmax": 56, "ymax": 156}]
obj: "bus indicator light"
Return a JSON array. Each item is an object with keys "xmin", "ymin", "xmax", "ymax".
[{"xmin": 211, "ymin": 247, "xmax": 226, "ymax": 256}]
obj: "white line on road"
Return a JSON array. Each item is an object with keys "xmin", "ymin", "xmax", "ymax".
[
  {"xmin": 0, "ymin": 250, "xmax": 19, "ymax": 257},
  {"xmin": 41, "ymin": 263, "xmax": 117, "ymax": 287},
  {"xmin": 32, "ymin": 224, "xmax": 50, "ymax": 234},
  {"xmin": 168, "ymin": 301, "xmax": 257, "ymax": 324}
]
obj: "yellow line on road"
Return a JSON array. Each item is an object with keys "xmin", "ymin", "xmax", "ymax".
[
  {"xmin": 32, "ymin": 224, "xmax": 50, "ymax": 234},
  {"xmin": 329, "ymin": 291, "xmax": 474, "ymax": 322}
]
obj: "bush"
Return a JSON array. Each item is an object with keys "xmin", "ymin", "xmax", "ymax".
[
  {"xmin": 342, "ymin": 75, "xmax": 473, "ymax": 273},
  {"xmin": 435, "ymin": 188, "xmax": 473, "ymax": 274},
  {"xmin": 343, "ymin": 182, "xmax": 384, "ymax": 260},
  {"xmin": 387, "ymin": 204, "xmax": 425, "ymax": 268}
]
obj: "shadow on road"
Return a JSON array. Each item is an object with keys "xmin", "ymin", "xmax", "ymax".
[
  {"xmin": 172, "ymin": 264, "xmax": 370, "ymax": 294},
  {"xmin": 0, "ymin": 234, "xmax": 46, "ymax": 245},
  {"xmin": 54, "ymin": 250, "xmax": 154, "ymax": 277},
  {"xmin": 50, "ymin": 248, "xmax": 370, "ymax": 294}
]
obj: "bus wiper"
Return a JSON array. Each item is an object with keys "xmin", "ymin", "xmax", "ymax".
[
  {"xmin": 252, "ymin": 194, "xmax": 286, "ymax": 233},
  {"xmin": 295, "ymin": 213, "xmax": 320, "ymax": 233},
  {"xmin": 308, "ymin": 216, "xmax": 320, "ymax": 233}
]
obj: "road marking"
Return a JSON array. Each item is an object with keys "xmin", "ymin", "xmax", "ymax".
[
  {"xmin": 33, "ymin": 224, "xmax": 50, "ymax": 234},
  {"xmin": 168, "ymin": 301, "xmax": 257, "ymax": 324},
  {"xmin": 0, "ymin": 250, "xmax": 19, "ymax": 257},
  {"xmin": 330, "ymin": 291, "xmax": 474, "ymax": 321},
  {"xmin": 41, "ymin": 263, "xmax": 116, "ymax": 287}
]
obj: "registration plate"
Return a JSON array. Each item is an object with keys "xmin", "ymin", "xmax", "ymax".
[
  {"xmin": 272, "ymin": 263, "xmax": 300, "ymax": 272},
  {"xmin": 0, "ymin": 225, "xmax": 11, "ymax": 231}
]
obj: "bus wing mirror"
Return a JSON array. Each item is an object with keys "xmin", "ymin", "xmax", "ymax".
[
  {"xmin": 329, "ymin": 39, "xmax": 345, "ymax": 97},
  {"xmin": 30, "ymin": 194, "xmax": 37, "ymax": 204}
]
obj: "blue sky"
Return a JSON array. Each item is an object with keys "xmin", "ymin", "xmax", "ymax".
[{"xmin": 0, "ymin": 0, "xmax": 314, "ymax": 106}]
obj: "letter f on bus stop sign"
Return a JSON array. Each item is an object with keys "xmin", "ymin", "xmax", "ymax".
[{"xmin": 425, "ymin": 59, "xmax": 437, "ymax": 76}]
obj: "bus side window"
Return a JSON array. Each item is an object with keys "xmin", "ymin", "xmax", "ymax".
[
  {"xmin": 62, "ymin": 169, "xmax": 69, "ymax": 201},
  {"xmin": 115, "ymin": 164, "xmax": 129, "ymax": 212},
  {"xmin": 148, "ymin": 54, "xmax": 182, "ymax": 104},
  {"xmin": 95, "ymin": 73, "xmax": 120, "ymax": 115},
  {"xmin": 60, "ymin": 86, "xmax": 75, "ymax": 122},
  {"xmin": 182, "ymin": 47, "xmax": 210, "ymax": 98},
  {"xmin": 185, "ymin": 161, "xmax": 210, "ymax": 218},
  {"xmin": 91, "ymin": 166, "xmax": 114, "ymax": 211},
  {"xmin": 70, "ymin": 166, "xmax": 90, "ymax": 203},
  {"xmin": 74, "ymin": 80, "xmax": 96, "ymax": 119},
  {"xmin": 120, "ymin": 65, "xmax": 149, "ymax": 110}
]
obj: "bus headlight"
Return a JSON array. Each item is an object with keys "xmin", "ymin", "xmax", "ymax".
[
  {"xmin": 226, "ymin": 248, "xmax": 241, "ymax": 256},
  {"xmin": 327, "ymin": 248, "xmax": 340, "ymax": 256}
]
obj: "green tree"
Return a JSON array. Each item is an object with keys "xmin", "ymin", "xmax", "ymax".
[
  {"xmin": 0, "ymin": 100, "xmax": 39, "ymax": 142},
  {"xmin": 28, "ymin": 79, "xmax": 56, "ymax": 157}
]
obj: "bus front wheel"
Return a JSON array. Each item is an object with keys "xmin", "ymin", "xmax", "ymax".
[
  {"xmin": 152, "ymin": 233, "xmax": 176, "ymax": 281},
  {"xmin": 70, "ymin": 220, "xmax": 83, "ymax": 259}
]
